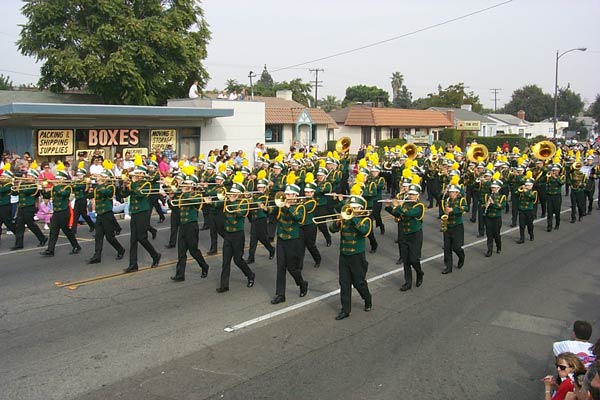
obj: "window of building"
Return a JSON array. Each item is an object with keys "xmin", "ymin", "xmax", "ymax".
[
  {"xmin": 327, "ymin": 128, "xmax": 334, "ymax": 141},
  {"xmin": 518, "ymin": 128, "xmax": 524, "ymax": 135},
  {"xmin": 391, "ymin": 128, "xmax": 400, "ymax": 139},
  {"xmin": 311, "ymin": 125, "xmax": 317, "ymax": 143},
  {"xmin": 265, "ymin": 124, "xmax": 283, "ymax": 143}
]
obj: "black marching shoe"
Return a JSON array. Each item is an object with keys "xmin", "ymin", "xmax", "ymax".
[
  {"xmin": 441, "ymin": 268, "xmax": 452, "ymax": 275},
  {"xmin": 540, "ymin": 213, "xmax": 546, "ymax": 218},
  {"xmin": 216, "ymin": 287, "xmax": 229, "ymax": 293},
  {"xmin": 269, "ymin": 249, "xmax": 275, "ymax": 259},
  {"xmin": 116, "ymin": 250, "xmax": 125, "ymax": 260},
  {"xmin": 207, "ymin": 250, "xmax": 218, "ymax": 256},
  {"xmin": 416, "ymin": 273, "xmax": 424, "ymax": 287},
  {"xmin": 38, "ymin": 237, "xmax": 48, "ymax": 247},
  {"xmin": 335, "ymin": 311, "xmax": 350, "ymax": 320},
  {"xmin": 200, "ymin": 225, "xmax": 209, "ymax": 231},
  {"xmin": 326, "ymin": 240, "xmax": 332, "ymax": 247},
  {"xmin": 476, "ymin": 233, "xmax": 484, "ymax": 238},
  {"xmin": 400, "ymin": 283, "xmax": 412, "ymax": 291},
  {"xmin": 158, "ymin": 216, "xmax": 165, "ymax": 223},
  {"xmin": 89, "ymin": 225, "xmax": 95, "ymax": 233},
  {"xmin": 380, "ymin": 226, "xmax": 385, "ymax": 235},
  {"xmin": 370, "ymin": 245, "xmax": 378, "ymax": 254},
  {"xmin": 165, "ymin": 244, "xmax": 176, "ymax": 249},
  {"xmin": 123, "ymin": 265, "xmax": 138, "ymax": 273},
  {"xmin": 151, "ymin": 230, "xmax": 157, "ymax": 240},
  {"xmin": 271, "ymin": 295, "xmax": 285, "ymax": 304},
  {"xmin": 70, "ymin": 246, "xmax": 82, "ymax": 255},
  {"xmin": 457, "ymin": 258, "xmax": 464, "ymax": 269},
  {"xmin": 247, "ymin": 274, "xmax": 255, "ymax": 288},
  {"xmin": 496, "ymin": 248, "xmax": 501, "ymax": 254},
  {"xmin": 485, "ymin": 250, "xmax": 492, "ymax": 257},
  {"xmin": 115, "ymin": 228, "xmax": 121, "ymax": 236},
  {"xmin": 299, "ymin": 281, "xmax": 308, "ymax": 297},
  {"xmin": 516, "ymin": 238, "xmax": 525, "ymax": 244},
  {"xmin": 547, "ymin": 226, "xmax": 552, "ymax": 232},
  {"xmin": 396, "ymin": 258, "xmax": 402, "ymax": 265},
  {"xmin": 10, "ymin": 246, "xmax": 23, "ymax": 251},
  {"xmin": 364, "ymin": 301, "xmax": 372, "ymax": 312},
  {"xmin": 469, "ymin": 218, "xmax": 476, "ymax": 223},
  {"xmin": 554, "ymin": 225, "xmax": 559, "ymax": 230},
  {"xmin": 151, "ymin": 253, "xmax": 162, "ymax": 267},
  {"xmin": 570, "ymin": 219, "xmax": 576, "ymax": 223},
  {"xmin": 170, "ymin": 276, "xmax": 185, "ymax": 282},
  {"xmin": 529, "ymin": 234, "xmax": 534, "ymax": 242},
  {"xmin": 314, "ymin": 262, "xmax": 320, "ymax": 268},
  {"xmin": 40, "ymin": 250, "xmax": 54, "ymax": 257},
  {"xmin": 201, "ymin": 267, "xmax": 209, "ymax": 278},
  {"xmin": 86, "ymin": 258, "xmax": 101, "ymax": 264},
  {"xmin": 509, "ymin": 223, "xmax": 517, "ymax": 228},
  {"xmin": 246, "ymin": 257, "xmax": 255, "ymax": 265}
]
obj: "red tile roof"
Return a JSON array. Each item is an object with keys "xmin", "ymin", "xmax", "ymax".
[{"xmin": 344, "ymin": 106, "xmax": 452, "ymax": 127}]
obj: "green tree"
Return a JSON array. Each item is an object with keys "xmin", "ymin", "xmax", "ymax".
[
  {"xmin": 390, "ymin": 72, "xmax": 412, "ymax": 108},
  {"xmin": 259, "ymin": 65, "xmax": 273, "ymax": 86},
  {"xmin": 587, "ymin": 94, "xmax": 600, "ymax": 122},
  {"xmin": 342, "ymin": 84, "xmax": 390, "ymax": 107},
  {"xmin": 224, "ymin": 79, "xmax": 248, "ymax": 94},
  {"xmin": 0, "ymin": 74, "xmax": 13, "ymax": 90},
  {"xmin": 275, "ymin": 78, "xmax": 314, "ymax": 107},
  {"xmin": 319, "ymin": 95, "xmax": 341, "ymax": 112},
  {"xmin": 413, "ymin": 83, "xmax": 482, "ymax": 112},
  {"xmin": 557, "ymin": 87, "xmax": 584, "ymax": 120},
  {"xmin": 502, "ymin": 85, "xmax": 553, "ymax": 122},
  {"xmin": 18, "ymin": 0, "xmax": 211, "ymax": 105}
]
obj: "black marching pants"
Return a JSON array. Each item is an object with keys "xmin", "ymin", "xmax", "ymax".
[
  {"xmin": 366, "ymin": 215, "xmax": 378, "ymax": 250},
  {"xmin": 484, "ymin": 216, "xmax": 502, "ymax": 252},
  {"xmin": 0, "ymin": 203, "xmax": 16, "ymax": 236},
  {"xmin": 92, "ymin": 212, "xmax": 124, "ymax": 261},
  {"xmin": 149, "ymin": 193, "xmax": 165, "ymax": 219},
  {"xmin": 585, "ymin": 182, "xmax": 595, "ymax": 212},
  {"xmin": 510, "ymin": 191, "xmax": 519, "ymax": 225},
  {"xmin": 400, "ymin": 230, "xmax": 423, "ymax": 285},
  {"xmin": 220, "ymin": 230, "xmax": 253, "ymax": 288},
  {"xmin": 314, "ymin": 205, "xmax": 332, "ymax": 244},
  {"xmin": 248, "ymin": 217, "xmax": 274, "ymax": 259},
  {"xmin": 443, "ymin": 224, "xmax": 465, "ymax": 271},
  {"xmin": 518, "ymin": 209, "xmax": 534, "ymax": 240},
  {"xmin": 300, "ymin": 223, "xmax": 321, "ymax": 266},
  {"xmin": 72, "ymin": 197, "xmax": 94, "ymax": 233},
  {"xmin": 14, "ymin": 205, "xmax": 46, "ymax": 248},
  {"xmin": 372, "ymin": 201, "xmax": 384, "ymax": 230},
  {"xmin": 535, "ymin": 186, "xmax": 547, "ymax": 218},
  {"xmin": 275, "ymin": 237, "xmax": 306, "ymax": 296},
  {"xmin": 546, "ymin": 194, "xmax": 562, "ymax": 229},
  {"xmin": 130, "ymin": 210, "xmax": 159, "ymax": 267},
  {"xmin": 174, "ymin": 222, "xmax": 209, "ymax": 279},
  {"xmin": 168, "ymin": 207, "xmax": 180, "ymax": 247},
  {"xmin": 208, "ymin": 212, "xmax": 225, "ymax": 252},
  {"xmin": 570, "ymin": 191, "xmax": 586, "ymax": 220},
  {"xmin": 339, "ymin": 252, "xmax": 371, "ymax": 314},
  {"xmin": 47, "ymin": 208, "xmax": 79, "ymax": 252}
]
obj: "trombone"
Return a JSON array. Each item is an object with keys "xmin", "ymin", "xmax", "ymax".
[
  {"xmin": 312, "ymin": 204, "xmax": 371, "ymax": 224},
  {"xmin": 273, "ymin": 191, "xmax": 310, "ymax": 207}
]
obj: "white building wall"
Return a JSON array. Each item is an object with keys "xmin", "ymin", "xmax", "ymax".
[
  {"xmin": 529, "ymin": 121, "xmax": 569, "ymax": 138},
  {"xmin": 333, "ymin": 125, "xmax": 362, "ymax": 154}
]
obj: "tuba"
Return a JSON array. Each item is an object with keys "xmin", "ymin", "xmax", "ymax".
[
  {"xmin": 401, "ymin": 143, "xmax": 418, "ymax": 160},
  {"xmin": 531, "ymin": 140, "xmax": 556, "ymax": 161},
  {"xmin": 466, "ymin": 144, "xmax": 489, "ymax": 163},
  {"xmin": 335, "ymin": 137, "xmax": 351, "ymax": 154}
]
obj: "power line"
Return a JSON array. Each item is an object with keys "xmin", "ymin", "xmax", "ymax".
[
  {"xmin": 271, "ymin": 0, "xmax": 513, "ymax": 73},
  {"xmin": 490, "ymin": 88, "xmax": 501, "ymax": 111},
  {"xmin": 0, "ymin": 69, "xmax": 39, "ymax": 77},
  {"xmin": 309, "ymin": 68, "xmax": 323, "ymax": 108}
]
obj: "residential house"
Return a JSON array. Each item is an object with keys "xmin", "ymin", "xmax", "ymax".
[
  {"xmin": 428, "ymin": 105, "xmax": 497, "ymax": 137},
  {"xmin": 486, "ymin": 111, "xmax": 533, "ymax": 137}
]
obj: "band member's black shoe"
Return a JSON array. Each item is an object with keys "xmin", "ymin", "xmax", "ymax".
[
  {"xmin": 400, "ymin": 283, "xmax": 412, "ymax": 291},
  {"xmin": 269, "ymin": 249, "xmax": 275, "ymax": 259},
  {"xmin": 89, "ymin": 225, "xmax": 95, "ymax": 233},
  {"xmin": 469, "ymin": 218, "xmax": 476, "ymax": 223},
  {"xmin": 116, "ymin": 250, "xmax": 125, "ymax": 260},
  {"xmin": 476, "ymin": 234, "xmax": 484, "ymax": 238},
  {"xmin": 246, "ymin": 258, "xmax": 255, "ymax": 264},
  {"xmin": 151, "ymin": 230, "xmax": 157, "ymax": 240},
  {"xmin": 370, "ymin": 245, "xmax": 377, "ymax": 254},
  {"xmin": 335, "ymin": 311, "xmax": 350, "ymax": 320},
  {"xmin": 123, "ymin": 265, "xmax": 138, "ymax": 273},
  {"xmin": 299, "ymin": 281, "xmax": 308, "ymax": 297},
  {"xmin": 271, "ymin": 295, "xmax": 285, "ymax": 304},
  {"xmin": 441, "ymin": 268, "xmax": 452, "ymax": 275},
  {"xmin": 10, "ymin": 246, "xmax": 23, "ymax": 251},
  {"xmin": 86, "ymin": 258, "xmax": 101, "ymax": 264},
  {"xmin": 151, "ymin": 253, "xmax": 161, "ymax": 267},
  {"xmin": 516, "ymin": 239, "xmax": 525, "ymax": 244},
  {"xmin": 38, "ymin": 237, "xmax": 48, "ymax": 247},
  {"xmin": 200, "ymin": 225, "xmax": 209, "ymax": 231},
  {"xmin": 396, "ymin": 258, "xmax": 402, "ymax": 265},
  {"xmin": 570, "ymin": 219, "xmax": 576, "ymax": 223},
  {"xmin": 158, "ymin": 217, "xmax": 165, "ymax": 223},
  {"xmin": 216, "ymin": 287, "xmax": 229, "ymax": 293},
  {"xmin": 457, "ymin": 258, "xmax": 464, "ymax": 269},
  {"xmin": 201, "ymin": 268, "xmax": 209, "ymax": 278},
  {"xmin": 547, "ymin": 226, "xmax": 552, "ymax": 232},
  {"xmin": 247, "ymin": 274, "xmax": 255, "ymax": 288},
  {"xmin": 207, "ymin": 250, "xmax": 217, "ymax": 255},
  {"xmin": 540, "ymin": 214, "xmax": 546, "ymax": 218},
  {"xmin": 115, "ymin": 229, "xmax": 121, "ymax": 236},
  {"xmin": 416, "ymin": 273, "xmax": 424, "ymax": 287},
  {"xmin": 40, "ymin": 250, "xmax": 54, "ymax": 257},
  {"xmin": 485, "ymin": 250, "xmax": 492, "ymax": 257},
  {"xmin": 314, "ymin": 262, "xmax": 320, "ymax": 268},
  {"xmin": 554, "ymin": 225, "xmax": 559, "ymax": 230},
  {"xmin": 364, "ymin": 301, "xmax": 372, "ymax": 312},
  {"xmin": 70, "ymin": 246, "xmax": 81, "ymax": 255},
  {"xmin": 496, "ymin": 248, "xmax": 501, "ymax": 254},
  {"xmin": 165, "ymin": 244, "xmax": 176, "ymax": 249},
  {"xmin": 170, "ymin": 276, "xmax": 185, "ymax": 282},
  {"xmin": 326, "ymin": 240, "xmax": 332, "ymax": 247},
  {"xmin": 509, "ymin": 224, "xmax": 516, "ymax": 228},
  {"xmin": 380, "ymin": 226, "xmax": 385, "ymax": 235},
  {"xmin": 530, "ymin": 234, "xmax": 534, "ymax": 241}
]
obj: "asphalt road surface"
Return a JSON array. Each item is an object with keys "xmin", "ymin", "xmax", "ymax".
[{"xmin": 1, "ymin": 200, "xmax": 598, "ymax": 400}]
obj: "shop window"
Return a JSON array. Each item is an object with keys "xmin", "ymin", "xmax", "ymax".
[
  {"xmin": 391, "ymin": 128, "xmax": 400, "ymax": 139},
  {"xmin": 265, "ymin": 124, "xmax": 283, "ymax": 143}
]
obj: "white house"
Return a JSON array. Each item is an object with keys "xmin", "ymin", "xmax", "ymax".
[{"xmin": 429, "ymin": 106, "xmax": 497, "ymax": 137}]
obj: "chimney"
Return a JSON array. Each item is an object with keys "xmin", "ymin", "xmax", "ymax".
[
  {"xmin": 276, "ymin": 90, "xmax": 293, "ymax": 101},
  {"xmin": 460, "ymin": 104, "xmax": 472, "ymax": 111},
  {"xmin": 446, "ymin": 110, "xmax": 455, "ymax": 126},
  {"xmin": 517, "ymin": 110, "xmax": 525, "ymax": 120}
]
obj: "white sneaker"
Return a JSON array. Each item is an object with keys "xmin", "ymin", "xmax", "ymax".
[
  {"xmin": 44, "ymin": 224, "xmax": 50, "ymax": 230},
  {"xmin": 124, "ymin": 215, "xmax": 131, "ymax": 220},
  {"xmin": 6, "ymin": 231, "xmax": 13, "ymax": 235},
  {"xmin": 34, "ymin": 216, "xmax": 39, "ymax": 221}
]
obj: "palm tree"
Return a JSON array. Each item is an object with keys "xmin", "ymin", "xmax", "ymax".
[
  {"xmin": 390, "ymin": 72, "xmax": 404, "ymax": 101},
  {"xmin": 319, "ymin": 95, "xmax": 341, "ymax": 112}
]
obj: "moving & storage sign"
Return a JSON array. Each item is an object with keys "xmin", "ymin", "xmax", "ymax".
[
  {"xmin": 457, "ymin": 121, "xmax": 481, "ymax": 131},
  {"xmin": 37, "ymin": 129, "xmax": 74, "ymax": 156},
  {"xmin": 150, "ymin": 129, "xmax": 177, "ymax": 153}
]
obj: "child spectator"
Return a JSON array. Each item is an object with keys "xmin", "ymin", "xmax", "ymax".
[{"xmin": 36, "ymin": 198, "xmax": 53, "ymax": 230}]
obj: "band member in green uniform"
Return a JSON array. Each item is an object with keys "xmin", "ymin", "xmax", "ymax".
[
  {"xmin": 11, "ymin": 164, "xmax": 47, "ymax": 250},
  {"xmin": 508, "ymin": 164, "xmax": 525, "ymax": 227},
  {"xmin": 147, "ymin": 155, "xmax": 165, "ymax": 223},
  {"xmin": 203, "ymin": 171, "xmax": 226, "ymax": 255},
  {"xmin": 385, "ymin": 178, "xmax": 425, "ymax": 291},
  {"xmin": 314, "ymin": 167, "xmax": 333, "ymax": 246},
  {"xmin": 122, "ymin": 164, "xmax": 161, "ymax": 272},
  {"xmin": 271, "ymin": 173, "xmax": 309, "ymax": 305},
  {"xmin": 0, "ymin": 163, "xmax": 17, "ymax": 239},
  {"xmin": 328, "ymin": 187, "xmax": 372, "ymax": 320},
  {"xmin": 267, "ymin": 161, "xmax": 285, "ymax": 241},
  {"xmin": 87, "ymin": 169, "xmax": 125, "ymax": 264},
  {"xmin": 546, "ymin": 163, "xmax": 565, "ymax": 231},
  {"xmin": 441, "ymin": 177, "xmax": 468, "ymax": 274},
  {"xmin": 216, "ymin": 172, "xmax": 255, "ymax": 292},
  {"xmin": 170, "ymin": 173, "xmax": 209, "ymax": 282},
  {"xmin": 583, "ymin": 155, "xmax": 597, "ymax": 214},
  {"xmin": 476, "ymin": 168, "xmax": 493, "ymax": 238},
  {"xmin": 483, "ymin": 174, "xmax": 507, "ymax": 257},
  {"xmin": 369, "ymin": 164, "xmax": 387, "ymax": 234},
  {"xmin": 569, "ymin": 158, "xmax": 587, "ymax": 223},
  {"xmin": 165, "ymin": 173, "xmax": 184, "ymax": 249},
  {"xmin": 516, "ymin": 174, "xmax": 537, "ymax": 244},
  {"xmin": 300, "ymin": 173, "xmax": 321, "ymax": 268},
  {"xmin": 40, "ymin": 162, "xmax": 81, "ymax": 256},
  {"xmin": 71, "ymin": 161, "xmax": 95, "ymax": 234},
  {"xmin": 246, "ymin": 170, "xmax": 275, "ymax": 264}
]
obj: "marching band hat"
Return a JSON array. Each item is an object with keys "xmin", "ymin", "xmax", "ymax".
[
  {"xmin": 184, "ymin": 175, "xmax": 198, "ymax": 185},
  {"xmin": 132, "ymin": 165, "xmax": 148, "ymax": 175},
  {"xmin": 484, "ymin": 169, "xmax": 493, "ymax": 176},
  {"xmin": 524, "ymin": 178, "xmax": 535, "ymax": 185},
  {"xmin": 272, "ymin": 162, "xmax": 283, "ymax": 170},
  {"xmin": 284, "ymin": 184, "xmax": 301, "ymax": 195},
  {"xmin": 516, "ymin": 165, "xmax": 525, "ymax": 171},
  {"xmin": 317, "ymin": 167, "xmax": 328, "ymax": 176},
  {"xmin": 401, "ymin": 178, "xmax": 412, "ymax": 186},
  {"xmin": 28, "ymin": 169, "xmax": 40, "ymax": 178},
  {"xmin": 551, "ymin": 164, "xmax": 562, "ymax": 170},
  {"xmin": 147, "ymin": 159, "xmax": 158, "ymax": 168},
  {"xmin": 586, "ymin": 155, "xmax": 595, "ymax": 161},
  {"xmin": 241, "ymin": 166, "xmax": 251, "ymax": 174},
  {"xmin": 215, "ymin": 172, "xmax": 226, "ymax": 181},
  {"xmin": 477, "ymin": 162, "xmax": 486, "ymax": 168},
  {"xmin": 359, "ymin": 167, "xmax": 369, "ymax": 175},
  {"xmin": 256, "ymin": 178, "xmax": 269, "ymax": 187},
  {"xmin": 370, "ymin": 164, "xmax": 382, "ymax": 172},
  {"xmin": 407, "ymin": 184, "xmax": 422, "ymax": 195},
  {"xmin": 1, "ymin": 169, "xmax": 14, "ymax": 179},
  {"xmin": 206, "ymin": 162, "xmax": 216, "ymax": 170},
  {"xmin": 448, "ymin": 184, "xmax": 461, "ymax": 192},
  {"xmin": 230, "ymin": 182, "xmax": 245, "ymax": 193},
  {"xmin": 174, "ymin": 172, "xmax": 185, "ymax": 181},
  {"xmin": 56, "ymin": 170, "xmax": 69, "ymax": 179},
  {"xmin": 304, "ymin": 182, "xmax": 317, "ymax": 191},
  {"xmin": 348, "ymin": 195, "xmax": 367, "ymax": 209},
  {"xmin": 325, "ymin": 157, "xmax": 335, "ymax": 164},
  {"xmin": 491, "ymin": 179, "xmax": 503, "ymax": 188},
  {"xmin": 101, "ymin": 169, "xmax": 114, "ymax": 178}
]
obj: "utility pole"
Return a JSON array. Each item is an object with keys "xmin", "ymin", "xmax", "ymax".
[
  {"xmin": 248, "ymin": 71, "xmax": 257, "ymax": 100},
  {"xmin": 309, "ymin": 68, "xmax": 324, "ymax": 107},
  {"xmin": 489, "ymin": 88, "xmax": 501, "ymax": 112}
]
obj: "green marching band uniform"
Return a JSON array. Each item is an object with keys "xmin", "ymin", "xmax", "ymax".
[
  {"xmin": 300, "ymin": 181, "xmax": 321, "ymax": 268},
  {"xmin": 11, "ymin": 169, "xmax": 47, "ymax": 249},
  {"xmin": 247, "ymin": 186, "xmax": 275, "ymax": 264},
  {"xmin": 40, "ymin": 177, "xmax": 80, "ymax": 256},
  {"xmin": 329, "ymin": 195, "xmax": 372, "ymax": 320},
  {"xmin": 441, "ymin": 185, "xmax": 468, "ymax": 274},
  {"xmin": 545, "ymin": 164, "xmax": 565, "ymax": 231},
  {"xmin": 483, "ymin": 180, "xmax": 507, "ymax": 257},
  {"xmin": 516, "ymin": 178, "xmax": 538, "ymax": 244}
]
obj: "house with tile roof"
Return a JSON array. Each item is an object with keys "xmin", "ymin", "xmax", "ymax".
[
  {"xmin": 328, "ymin": 105, "xmax": 453, "ymax": 153},
  {"xmin": 429, "ymin": 106, "xmax": 497, "ymax": 137}
]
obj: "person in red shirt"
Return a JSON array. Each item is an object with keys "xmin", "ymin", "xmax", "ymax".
[
  {"xmin": 543, "ymin": 352, "xmax": 586, "ymax": 400},
  {"xmin": 158, "ymin": 155, "xmax": 170, "ymax": 178}
]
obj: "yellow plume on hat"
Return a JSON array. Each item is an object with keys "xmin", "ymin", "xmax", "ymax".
[
  {"xmin": 150, "ymin": 154, "xmax": 157, "ymax": 162},
  {"xmin": 384, "ymin": 146, "xmax": 389, "ymax": 152},
  {"xmin": 358, "ymin": 158, "xmax": 368, "ymax": 169},
  {"xmin": 209, "ymin": 155, "xmax": 215, "ymax": 163},
  {"xmin": 327, "ymin": 151, "xmax": 333, "ymax": 158},
  {"xmin": 446, "ymin": 152, "xmax": 455, "ymax": 160},
  {"xmin": 30, "ymin": 160, "xmax": 38, "ymax": 170},
  {"xmin": 453, "ymin": 145, "xmax": 461, "ymax": 153},
  {"xmin": 452, "ymin": 162, "xmax": 460, "ymax": 170},
  {"xmin": 355, "ymin": 172, "xmax": 366, "ymax": 184},
  {"xmin": 103, "ymin": 159, "xmax": 114, "ymax": 170},
  {"xmin": 493, "ymin": 171, "xmax": 501, "ymax": 180},
  {"xmin": 275, "ymin": 153, "xmax": 284, "ymax": 163},
  {"xmin": 496, "ymin": 146, "xmax": 502, "ymax": 152},
  {"xmin": 232, "ymin": 171, "xmax": 244, "ymax": 184},
  {"xmin": 218, "ymin": 163, "xmax": 226, "ymax": 172},
  {"xmin": 56, "ymin": 161, "xmax": 65, "ymax": 171},
  {"xmin": 430, "ymin": 145, "xmax": 437, "ymax": 155},
  {"xmin": 242, "ymin": 159, "xmax": 249, "ymax": 167},
  {"xmin": 134, "ymin": 154, "xmax": 143, "ymax": 166},
  {"xmin": 77, "ymin": 161, "xmax": 85, "ymax": 169},
  {"xmin": 178, "ymin": 160, "xmax": 184, "ymax": 168},
  {"xmin": 486, "ymin": 163, "xmax": 493, "ymax": 171},
  {"xmin": 411, "ymin": 174, "xmax": 421, "ymax": 185},
  {"xmin": 182, "ymin": 165, "xmax": 195, "ymax": 176},
  {"xmin": 263, "ymin": 153, "xmax": 270, "ymax": 161},
  {"xmin": 257, "ymin": 170, "xmax": 267, "ymax": 180},
  {"xmin": 199, "ymin": 153, "xmax": 205, "ymax": 160},
  {"xmin": 525, "ymin": 170, "xmax": 533, "ymax": 179},
  {"xmin": 286, "ymin": 171, "xmax": 297, "ymax": 185},
  {"xmin": 293, "ymin": 152, "xmax": 303, "ymax": 160},
  {"xmin": 333, "ymin": 151, "xmax": 340, "ymax": 160},
  {"xmin": 575, "ymin": 151, "xmax": 581, "ymax": 162},
  {"xmin": 450, "ymin": 174, "xmax": 460, "ymax": 186},
  {"xmin": 512, "ymin": 146, "xmax": 520, "ymax": 154},
  {"xmin": 370, "ymin": 152, "xmax": 379, "ymax": 166},
  {"xmin": 305, "ymin": 172, "xmax": 315, "ymax": 184},
  {"xmin": 350, "ymin": 183, "xmax": 362, "ymax": 195},
  {"xmin": 319, "ymin": 159, "xmax": 326, "ymax": 168},
  {"xmin": 404, "ymin": 159, "xmax": 413, "ymax": 169},
  {"xmin": 402, "ymin": 168, "xmax": 412, "ymax": 179},
  {"xmin": 3, "ymin": 162, "xmax": 11, "ymax": 171}
]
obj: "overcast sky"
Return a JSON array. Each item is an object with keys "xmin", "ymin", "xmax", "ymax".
[{"xmin": 0, "ymin": 0, "xmax": 598, "ymax": 110}]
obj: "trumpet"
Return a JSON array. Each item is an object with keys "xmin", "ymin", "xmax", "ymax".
[{"xmin": 312, "ymin": 204, "xmax": 371, "ymax": 224}]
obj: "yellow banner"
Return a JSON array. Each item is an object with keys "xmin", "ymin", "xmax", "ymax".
[
  {"xmin": 37, "ymin": 129, "xmax": 74, "ymax": 156},
  {"xmin": 457, "ymin": 121, "xmax": 481, "ymax": 131},
  {"xmin": 150, "ymin": 129, "xmax": 177, "ymax": 153}
]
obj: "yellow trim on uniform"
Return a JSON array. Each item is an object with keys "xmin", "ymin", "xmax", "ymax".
[
  {"xmin": 414, "ymin": 202, "xmax": 425, "ymax": 221},
  {"xmin": 359, "ymin": 216, "xmax": 372, "ymax": 237}
]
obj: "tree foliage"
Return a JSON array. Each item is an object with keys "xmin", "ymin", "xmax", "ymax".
[
  {"xmin": 556, "ymin": 87, "xmax": 584, "ymax": 120},
  {"xmin": 17, "ymin": 0, "xmax": 211, "ymax": 105},
  {"xmin": 342, "ymin": 84, "xmax": 390, "ymax": 107},
  {"xmin": 501, "ymin": 85, "xmax": 553, "ymax": 122},
  {"xmin": 319, "ymin": 95, "xmax": 341, "ymax": 112},
  {"xmin": 588, "ymin": 94, "xmax": 600, "ymax": 123},
  {"xmin": 412, "ymin": 83, "xmax": 482, "ymax": 112},
  {"xmin": 248, "ymin": 67, "xmax": 313, "ymax": 107},
  {"xmin": 390, "ymin": 72, "xmax": 412, "ymax": 108},
  {"xmin": 0, "ymin": 74, "xmax": 13, "ymax": 90}
]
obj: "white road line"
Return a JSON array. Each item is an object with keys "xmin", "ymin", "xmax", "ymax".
[{"xmin": 224, "ymin": 207, "xmax": 574, "ymax": 333}]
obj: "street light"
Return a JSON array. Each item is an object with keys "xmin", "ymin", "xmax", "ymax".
[{"xmin": 553, "ymin": 47, "xmax": 586, "ymax": 138}]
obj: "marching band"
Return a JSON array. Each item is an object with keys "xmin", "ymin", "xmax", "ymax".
[{"xmin": 0, "ymin": 137, "xmax": 598, "ymax": 320}]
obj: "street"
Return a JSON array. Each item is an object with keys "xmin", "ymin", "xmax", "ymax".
[{"xmin": 1, "ymin": 201, "xmax": 598, "ymax": 400}]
